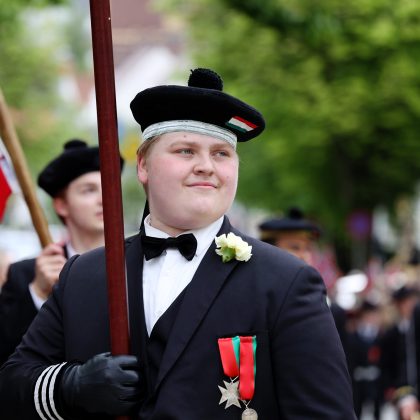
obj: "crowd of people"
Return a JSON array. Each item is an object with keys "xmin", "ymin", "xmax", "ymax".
[
  {"xmin": 0, "ymin": 67, "xmax": 417, "ymax": 419},
  {"xmin": 343, "ymin": 266, "xmax": 420, "ymax": 420}
]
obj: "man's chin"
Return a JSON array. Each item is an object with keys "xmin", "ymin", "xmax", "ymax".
[
  {"xmin": 179, "ymin": 210, "xmax": 224, "ymax": 229},
  {"xmin": 93, "ymin": 223, "xmax": 105, "ymax": 234}
]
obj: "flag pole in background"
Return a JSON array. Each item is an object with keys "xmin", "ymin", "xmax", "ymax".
[
  {"xmin": 0, "ymin": 87, "xmax": 52, "ymax": 247},
  {"xmin": 89, "ymin": 0, "xmax": 130, "ymax": 373}
]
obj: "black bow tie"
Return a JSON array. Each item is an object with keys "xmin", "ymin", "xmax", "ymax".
[{"xmin": 141, "ymin": 233, "xmax": 197, "ymax": 261}]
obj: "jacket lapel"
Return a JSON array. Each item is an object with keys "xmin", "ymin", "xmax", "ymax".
[
  {"xmin": 125, "ymin": 234, "xmax": 150, "ymax": 382},
  {"xmin": 155, "ymin": 217, "xmax": 239, "ymax": 389}
]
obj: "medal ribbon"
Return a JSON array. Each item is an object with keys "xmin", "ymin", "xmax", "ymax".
[
  {"xmin": 239, "ymin": 336, "xmax": 257, "ymax": 401},
  {"xmin": 218, "ymin": 336, "xmax": 240, "ymax": 377},
  {"xmin": 218, "ymin": 335, "xmax": 257, "ymax": 400}
]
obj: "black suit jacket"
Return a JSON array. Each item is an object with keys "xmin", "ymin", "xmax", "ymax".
[
  {"xmin": 0, "ymin": 218, "xmax": 355, "ymax": 419},
  {"xmin": 0, "ymin": 258, "xmax": 38, "ymax": 366},
  {"xmin": 0, "ymin": 246, "xmax": 69, "ymax": 366}
]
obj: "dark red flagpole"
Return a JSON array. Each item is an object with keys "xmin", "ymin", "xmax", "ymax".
[
  {"xmin": 89, "ymin": 3, "xmax": 130, "ymax": 418},
  {"xmin": 89, "ymin": 0, "xmax": 130, "ymax": 385}
]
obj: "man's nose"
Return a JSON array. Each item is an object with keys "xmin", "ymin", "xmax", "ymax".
[{"xmin": 194, "ymin": 153, "xmax": 214, "ymax": 174}]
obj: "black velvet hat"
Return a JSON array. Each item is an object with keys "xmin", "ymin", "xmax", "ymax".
[
  {"xmin": 38, "ymin": 139, "xmax": 124, "ymax": 197},
  {"xmin": 358, "ymin": 299, "xmax": 380, "ymax": 313},
  {"xmin": 130, "ymin": 68, "xmax": 265, "ymax": 145},
  {"xmin": 259, "ymin": 207, "xmax": 321, "ymax": 240},
  {"xmin": 392, "ymin": 286, "xmax": 419, "ymax": 302}
]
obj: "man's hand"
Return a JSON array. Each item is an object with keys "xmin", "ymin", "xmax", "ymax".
[
  {"xmin": 60, "ymin": 352, "xmax": 141, "ymax": 416},
  {"xmin": 31, "ymin": 243, "xmax": 66, "ymax": 300}
]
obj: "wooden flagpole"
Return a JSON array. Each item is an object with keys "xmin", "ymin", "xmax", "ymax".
[
  {"xmin": 89, "ymin": 0, "xmax": 130, "ymax": 366},
  {"xmin": 0, "ymin": 87, "xmax": 52, "ymax": 247}
]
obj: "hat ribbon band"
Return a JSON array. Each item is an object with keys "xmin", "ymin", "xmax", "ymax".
[{"xmin": 142, "ymin": 120, "xmax": 237, "ymax": 149}]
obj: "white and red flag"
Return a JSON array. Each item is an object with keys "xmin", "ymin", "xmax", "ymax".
[{"xmin": 0, "ymin": 138, "xmax": 17, "ymax": 221}]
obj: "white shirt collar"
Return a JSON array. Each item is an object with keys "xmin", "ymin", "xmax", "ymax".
[{"xmin": 66, "ymin": 243, "xmax": 77, "ymax": 258}]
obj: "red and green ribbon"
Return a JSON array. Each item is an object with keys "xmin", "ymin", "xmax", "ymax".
[{"xmin": 218, "ymin": 335, "xmax": 257, "ymax": 401}]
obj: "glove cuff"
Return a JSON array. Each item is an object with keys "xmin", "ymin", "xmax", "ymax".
[{"xmin": 56, "ymin": 362, "xmax": 87, "ymax": 420}]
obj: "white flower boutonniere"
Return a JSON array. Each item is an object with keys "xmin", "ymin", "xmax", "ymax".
[{"xmin": 215, "ymin": 233, "xmax": 252, "ymax": 263}]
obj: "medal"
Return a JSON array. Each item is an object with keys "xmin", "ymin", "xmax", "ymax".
[
  {"xmin": 238, "ymin": 336, "xmax": 258, "ymax": 419},
  {"xmin": 218, "ymin": 336, "xmax": 241, "ymax": 409},
  {"xmin": 218, "ymin": 335, "xmax": 258, "ymax": 419},
  {"xmin": 242, "ymin": 407, "xmax": 258, "ymax": 419},
  {"xmin": 218, "ymin": 379, "xmax": 241, "ymax": 408}
]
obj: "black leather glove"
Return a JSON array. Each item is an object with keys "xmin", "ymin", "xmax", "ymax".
[{"xmin": 59, "ymin": 352, "xmax": 141, "ymax": 416}]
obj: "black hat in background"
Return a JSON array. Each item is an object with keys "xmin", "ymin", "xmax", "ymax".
[
  {"xmin": 392, "ymin": 285, "xmax": 419, "ymax": 302},
  {"xmin": 358, "ymin": 299, "xmax": 380, "ymax": 313},
  {"xmin": 130, "ymin": 68, "xmax": 265, "ymax": 146},
  {"xmin": 37, "ymin": 139, "xmax": 124, "ymax": 197},
  {"xmin": 259, "ymin": 207, "xmax": 321, "ymax": 241}
]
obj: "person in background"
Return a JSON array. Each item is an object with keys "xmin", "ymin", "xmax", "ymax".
[
  {"xmin": 0, "ymin": 68, "xmax": 355, "ymax": 419},
  {"xmin": 381, "ymin": 285, "xmax": 420, "ymax": 420},
  {"xmin": 0, "ymin": 139, "xmax": 124, "ymax": 365},
  {"xmin": 259, "ymin": 206, "xmax": 320, "ymax": 265},
  {"xmin": 259, "ymin": 206, "xmax": 348, "ymax": 349},
  {"xmin": 347, "ymin": 299, "xmax": 384, "ymax": 419}
]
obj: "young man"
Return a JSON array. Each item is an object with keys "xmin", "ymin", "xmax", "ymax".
[
  {"xmin": 0, "ymin": 69, "xmax": 355, "ymax": 419},
  {"xmin": 0, "ymin": 139, "xmax": 123, "ymax": 365}
]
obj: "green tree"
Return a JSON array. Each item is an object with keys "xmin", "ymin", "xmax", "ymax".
[
  {"xmin": 158, "ymin": 0, "xmax": 420, "ymax": 268},
  {"xmin": 0, "ymin": 0, "xmax": 93, "ymax": 178}
]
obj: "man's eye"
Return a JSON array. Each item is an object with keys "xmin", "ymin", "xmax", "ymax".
[
  {"xmin": 177, "ymin": 149, "xmax": 193, "ymax": 155},
  {"xmin": 215, "ymin": 150, "xmax": 229, "ymax": 157},
  {"xmin": 81, "ymin": 187, "xmax": 96, "ymax": 194}
]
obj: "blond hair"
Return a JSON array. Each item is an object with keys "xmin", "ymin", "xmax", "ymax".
[
  {"xmin": 137, "ymin": 136, "xmax": 161, "ymax": 160},
  {"xmin": 136, "ymin": 136, "xmax": 162, "ymax": 196}
]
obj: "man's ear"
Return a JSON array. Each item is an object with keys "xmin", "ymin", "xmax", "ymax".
[
  {"xmin": 137, "ymin": 154, "xmax": 148, "ymax": 185},
  {"xmin": 52, "ymin": 196, "xmax": 69, "ymax": 219}
]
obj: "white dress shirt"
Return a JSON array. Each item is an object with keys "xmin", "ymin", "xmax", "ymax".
[{"xmin": 142, "ymin": 215, "xmax": 224, "ymax": 336}]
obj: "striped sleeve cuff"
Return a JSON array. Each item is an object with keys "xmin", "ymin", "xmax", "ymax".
[{"xmin": 34, "ymin": 363, "xmax": 67, "ymax": 420}]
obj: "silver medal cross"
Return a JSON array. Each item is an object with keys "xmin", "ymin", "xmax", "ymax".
[{"xmin": 218, "ymin": 380, "xmax": 241, "ymax": 408}]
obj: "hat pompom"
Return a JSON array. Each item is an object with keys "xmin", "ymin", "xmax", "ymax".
[
  {"xmin": 188, "ymin": 68, "xmax": 223, "ymax": 91},
  {"xmin": 64, "ymin": 139, "xmax": 87, "ymax": 150}
]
